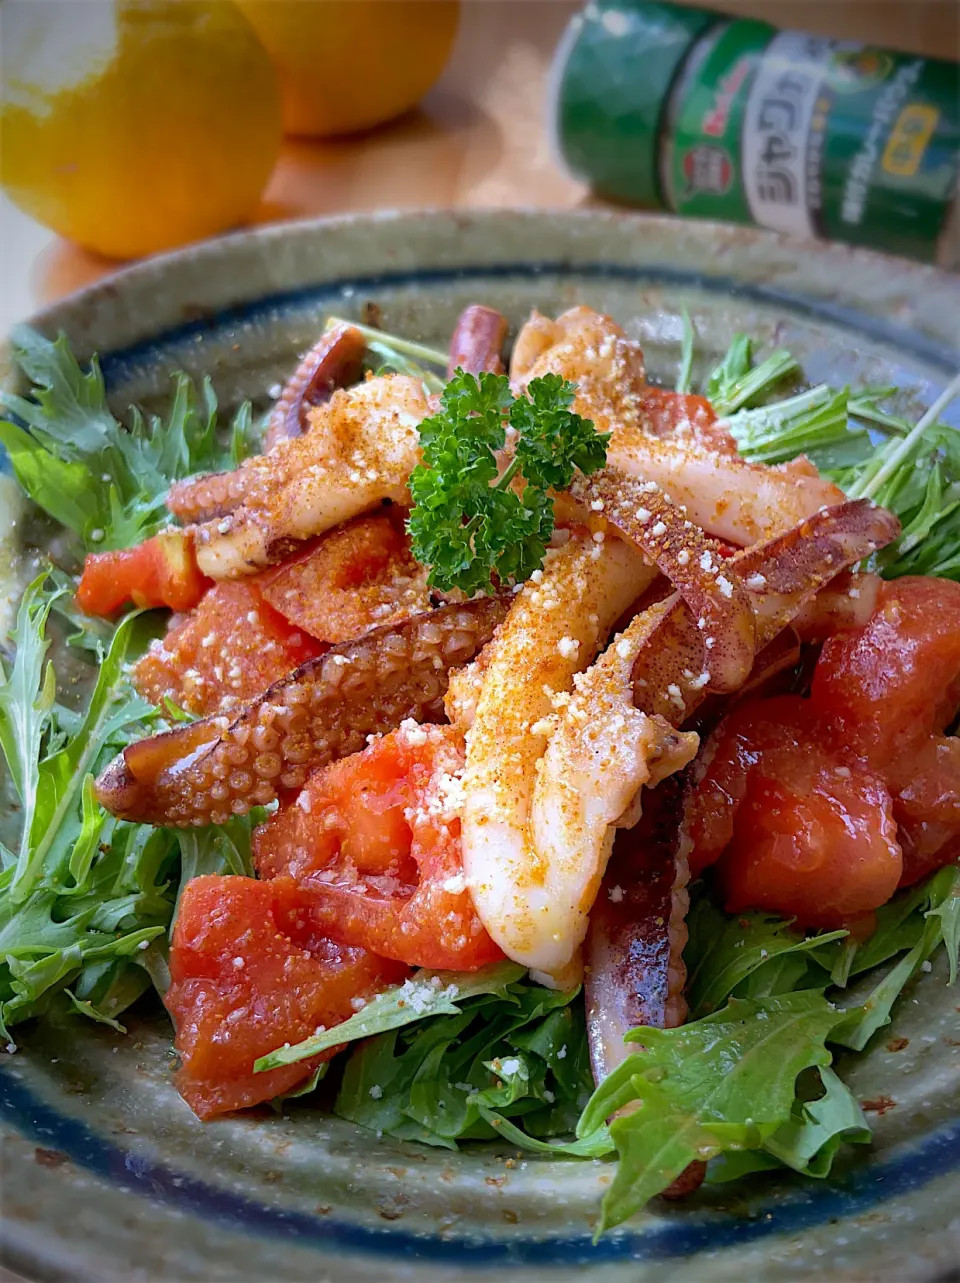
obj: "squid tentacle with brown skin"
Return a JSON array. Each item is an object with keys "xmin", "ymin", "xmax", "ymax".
[
  {"xmin": 511, "ymin": 306, "xmax": 845, "ymax": 544},
  {"xmin": 568, "ymin": 464, "xmax": 756, "ymax": 694},
  {"xmin": 96, "ymin": 596, "xmax": 510, "ymax": 829},
  {"xmin": 191, "ymin": 374, "xmax": 429, "ymax": 579},
  {"xmin": 631, "ymin": 499, "xmax": 901, "ymax": 722},
  {"xmin": 169, "ymin": 306, "xmax": 852, "ymax": 582},
  {"xmin": 527, "ymin": 500, "xmax": 897, "ymax": 1017},
  {"xmin": 578, "ymin": 503, "xmax": 898, "ymax": 1200},
  {"xmin": 585, "ymin": 772, "xmax": 692, "ymax": 1075},
  {"xmin": 264, "ymin": 322, "xmax": 367, "ymax": 451},
  {"xmin": 166, "ymin": 323, "xmax": 368, "ymax": 526},
  {"xmin": 166, "ymin": 468, "xmax": 253, "ymax": 527},
  {"xmin": 585, "ymin": 774, "xmax": 708, "ymax": 1199},
  {"xmin": 166, "ymin": 307, "xmax": 506, "ymax": 532},
  {"xmin": 447, "ymin": 305, "xmax": 509, "ymax": 378},
  {"xmin": 578, "ymin": 510, "xmax": 897, "ymax": 995}
]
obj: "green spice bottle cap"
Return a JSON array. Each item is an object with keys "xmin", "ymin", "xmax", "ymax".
[{"xmin": 551, "ymin": 0, "xmax": 716, "ymax": 207}]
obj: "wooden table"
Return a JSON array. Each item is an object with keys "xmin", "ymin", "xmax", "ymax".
[{"xmin": 1, "ymin": 0, "xmax": 957, "ymax": 334}]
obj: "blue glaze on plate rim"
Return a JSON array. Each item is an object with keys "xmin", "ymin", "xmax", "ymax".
[
  {"xmin": 2, "ymin": 1065, "xmax": 959, "ymax": 1266},
  {"xmin": 94, "ymin": 260, "xmax": 960, "ymax": 394},
  {"xmin": 3, "ymin": 259, "xmax": 957, "ymax": 487}
]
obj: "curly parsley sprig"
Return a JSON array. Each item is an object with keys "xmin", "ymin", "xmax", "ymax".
[{"xmin": 407, "ymin": 370, "xmax": 609, "ymax": 594}]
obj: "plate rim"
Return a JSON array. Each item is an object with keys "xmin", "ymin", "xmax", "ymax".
[
  {"xmin": 4, "ymin": 208, "xmax": 959, "ymax": 364},
  {"xmin": 2, "ymin": 206, "xmax": 959, "ymax": 1282}
]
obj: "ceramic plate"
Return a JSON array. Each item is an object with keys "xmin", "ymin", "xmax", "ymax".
[{"xmin": 1, "ymin": 210, "xmax": 958, "ymax": 1283}]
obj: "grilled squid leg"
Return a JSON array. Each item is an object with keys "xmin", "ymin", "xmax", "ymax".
[
  {"xmin": 447, "ymin": 305, "xmax": 509, "ymax": 377},
  {"xmin": 167, "ymin": 468, "xmax": 254, "ymax": 526},
  {"xmin": 527, "ymin": 607, "xmax": 697, "ymax": 984},
  {"xmin": 166, "ymin": 324, "xmax": 367, "ymax": 524},
  {"xmin": 631, "ymin": 500, "xmax": 900, "ymax": 723},
  {"xmin": 265, "ymin": 322, "xmax": 367, "ymax": 450},
  {"xmin": 97, "ymin": 597, "xmax": 509, "ymax": 828},
  {"xmin": 585, "ymin": 772, "xmax": 708, "ymax": 1200},
  {"xmin": 512, "ymin": 305, "xmax": 842, "ymax": 544},
  {"xmin": 585, "ymin": 773, "xmax": 691, "ymax": 1079},
  {"xmin": 569, "ymin": 465, "xmax": 756, "ymax": 694},
  {"xmin": 608, "ymin": 432, "xmax": 845, "ymax": 547},
  {"xmin": 192, "ymin": 375, "xmax": 427, "ymax": 579},
  {"xmin": 460, "ymin": 534, "xmax": 658, "ymax": 986}
]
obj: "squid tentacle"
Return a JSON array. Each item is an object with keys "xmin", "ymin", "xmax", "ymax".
[
  {"xmin": 264, "ymin": 322, "xmax": 367, "ymax": 450},
  {"xmin": 97, "ymin": 596, "xmax": 510, "ymax": 828},
  {"xmin": 631, "ymin": 499, "xmax": 901, "ymax": 723},
  {"xmin": 165, "ymin": 324, "xmax": 368, "ymax": 526},
  {"xmin": 166, "ymin": 468, "xmax": 254, "ymax": 526},
  {"xmin": 447, "ymin": 305, "xmax": 509, "ymax": 378},
  {"xmin": 569, "ymin": 465, "xmax": 756, "ymax": 694}
]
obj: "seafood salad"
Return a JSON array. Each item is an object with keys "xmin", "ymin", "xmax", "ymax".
[{"xmin": 1, "ymin": 303, "xmax": 959, "ymax": 1232}]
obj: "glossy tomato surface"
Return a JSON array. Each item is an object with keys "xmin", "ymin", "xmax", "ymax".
[
  {"xmin": 132, "ymin": 578, "xmax": 324, "ymax": 716},
  {"xmin": 254, "ymin": 725, "xmax": 502, "ymax": 970},
  {"xmin": 811, "ymin": 576, "xmax": 960, "ymax": 767},
  {"xmin": 77, "ymin": 530, "xmax": 211, "ymax": 616},
  {"xmin": 686, "ymin": 697, "xmax": 902, "ymax": 926},
  {"xmin": 812, "ymin": 577, "xmax": 960, "ymax": 884},
  {"xmin": 165, "ymin": 874, "xmax": 407, "ymax": 1118}
]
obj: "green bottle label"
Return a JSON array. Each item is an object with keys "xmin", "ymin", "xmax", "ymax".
[
  {"xmin": 664, "ymin": 20, "xmax": 773, "ymax": 226},
  {"xmin": 665, "ymin": 24, "xmax": 959, "ymax": 260}
]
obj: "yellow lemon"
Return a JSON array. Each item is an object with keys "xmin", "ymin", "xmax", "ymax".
[
  {"xmin": 235, "ymin": 0, "xmax": 459, "ymax": 138},
  {"xmin": 0, "ymin": 0, "xmax": 282, "ymax": 260}
]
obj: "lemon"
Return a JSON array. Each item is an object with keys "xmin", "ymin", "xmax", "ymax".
[
  {"xmin": 0, "ymin": 0, "xmax": 282, "ymax": 260},
  {"xmin": 235, "ymin": 0, "xmax": 459, "ymax": 138}
]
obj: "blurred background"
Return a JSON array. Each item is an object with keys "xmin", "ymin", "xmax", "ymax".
[{"xmin": 1, "ymin": 0, "xmax": 958, "ymax": 336}]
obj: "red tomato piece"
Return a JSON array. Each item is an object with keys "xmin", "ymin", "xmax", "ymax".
[
  {"xmin": 259, "ymin": 511, "xmax": 430, "ymax": 644},
  {"xmin": 811, "ymin": 576, "xmax": 960, "ymax": 884},
  {"xmin": 716, "ymin": 757, "xmax": 901, "ymax": 928},
  {"xmin": 686, "ymin": 576, "xmax": 960, "ymax": 911},
  {"xmin": 132, "ymin": 579, "xmax": 324, "ymax": 716},
  {"xmin": 77, "ymin": 530, "xmax": 211, "ymax": 617},
  {"xmin": 253, "ymin": 725, "xmax": 503, "ymax": 971},
  {"xmin": 686, "ymin": 698, "xmax": 833, "ymax": 879},
  {"xmin": 811, "ymin": 576, "xmax": 960, "ymax": 769},
  {"xmin": 165, "ymin": 874, "xmax": 407, "ymax": 1119},
  {"xmin": 685, "ymin": 696, "xmax": 902, "ymax": 927},
  {"xmin": 890, "ymin": 736, "xmax": 960, "ymax": 885},
  {"xmin": 640, "ymin": 386, "xmax": 738, "ymax": 455}
]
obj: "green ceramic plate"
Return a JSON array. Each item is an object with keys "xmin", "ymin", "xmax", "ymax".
[{"xmin": 1, "ymin": 211, "xmax": 958, "ymax": 1283}]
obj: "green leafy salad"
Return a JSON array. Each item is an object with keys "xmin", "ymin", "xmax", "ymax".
[{"xmin": 1, "ymin": 318, "xmax": 958, "ymax": 1237}]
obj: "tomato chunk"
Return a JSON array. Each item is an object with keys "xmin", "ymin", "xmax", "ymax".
[
  {"xmin": 811, "ymin": 576, "xmax": 960, "ymax": 884},
  {"xmin": 640, "ymin": 387, "xmax": 738, "ymax": 455},
  {"xmin": 253, "ymin": 724, "xmax": 503, "ymax": 971},
  {"xmin": 687, "ymin": 576, "xmax": 960, "ymax": 910},
  {"xmin": 811, "ymin": 576, "xmax": 960, "ymax": 768},
  {"xmin": 165, "ymin": 874, "xmax": 407, "ymax": 1118},
  {"xmin": 130, "ymin": 514, "xmax": 431, "ymax": 716},
  {"xmin": 77, "ymin": 530, "xmax": 211, "ymax": 617},
  {"xmin": 132, "ymin": 579, "xmax": 324, "ymax": 716},
  {"xmin": 894, "ymin": 737, "xmax": 960, "ymax": 885},
  {"xmin": 685, "ymin": 697, "xmax": 902, "ymax": 927},
  {"xmin": 259, "ymin": 511, "xmax": 429, "ymax": 644}
]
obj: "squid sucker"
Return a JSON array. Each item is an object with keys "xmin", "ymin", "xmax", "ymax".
[
  {"xmin": 264, "ymin": 322, "xmax": 367, "ymax": 450},
  {"xmin": 166, "ymin": 323, "xmax": 369, "ymax": 525},
  {"xmin": 96, "ymin": 597, "xmax": 510, "ymax": 828}
]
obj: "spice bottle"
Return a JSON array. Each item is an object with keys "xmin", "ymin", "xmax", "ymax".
[{"xmin": 551, "ymin": 0, "xmax": 959, "ymax": 266}]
